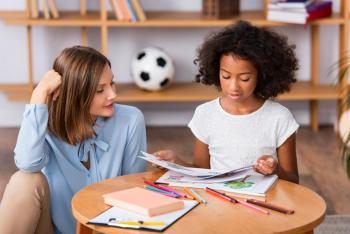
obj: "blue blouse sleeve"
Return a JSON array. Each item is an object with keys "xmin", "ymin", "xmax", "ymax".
[
  {"xmin": 14, "ymin": 104, "xmax": 50, "ymax": 172},
  {"xmin": 121, "ymin": 109, "xmax": 147, "ymax": 175}
]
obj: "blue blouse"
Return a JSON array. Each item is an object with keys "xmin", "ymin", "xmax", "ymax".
[{"xmin": 14, "ymin": 104, "xmax": 147, "ymax": 234}]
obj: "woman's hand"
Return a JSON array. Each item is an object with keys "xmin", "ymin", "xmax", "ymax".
[
  {"xmin": 30, "ymin": 70, "xmax": 62, "ymax": 104},
  {"xmin": 253, "ymin": 155, "xmax": 278, "ymax": 175}
]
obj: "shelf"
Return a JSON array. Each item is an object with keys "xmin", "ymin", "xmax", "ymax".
[
  {"xmin": 0, "ymin": 11, "xmax": 345, "ymax": 27},
  {"xmin": 1, "ymin": 11, "xmax": 102, "ymax": 27},
  {"xmin": 0, "ymin": 81, "xmax": 340, "ymax": 103}
]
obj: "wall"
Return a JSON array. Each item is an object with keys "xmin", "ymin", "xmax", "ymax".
[{"xmin": 0, "ymin": 0, "xmax": 345, "ymax": 127}]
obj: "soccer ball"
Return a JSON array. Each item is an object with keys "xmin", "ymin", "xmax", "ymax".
[{"xmin": 131, "ymin": 47, "xmax": 175, "ymax": 91}]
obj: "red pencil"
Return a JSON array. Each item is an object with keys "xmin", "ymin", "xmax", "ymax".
[{"xmin": 205, "ymin": 187, "xmax": 237, "ymax": 203}]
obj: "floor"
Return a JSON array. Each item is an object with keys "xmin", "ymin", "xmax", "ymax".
[{"xmin": 1, "ymin": 126, "xmax": 350, "ymax": 215}]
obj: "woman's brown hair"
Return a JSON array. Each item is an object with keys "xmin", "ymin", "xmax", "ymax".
[{"xmin": 48, "ymin": 46, "xmax": 111, "ymax": 145}]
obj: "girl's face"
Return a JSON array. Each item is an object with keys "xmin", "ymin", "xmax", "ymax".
[
  {"xmin": 90, "ymin": 65, "xmax": 117, "ymax": 120},
  {"xmin": 219, "ymin": 54, "xmax": 258, "ymax": 104}
]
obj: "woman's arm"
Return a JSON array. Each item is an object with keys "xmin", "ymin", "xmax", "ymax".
[
  {"xmin": 14, "ymin": 70, "xmax": 61, "ymax": 172},
  {"xmin": 30, "ymin": 70, "xmax": 61, "ymax": 104}
]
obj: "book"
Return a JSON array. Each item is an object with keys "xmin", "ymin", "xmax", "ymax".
[
  {"xmin": 267, "ymin": 0, "xmax": 332, "ymax": 24},
  {"xmin": 125, "ymin": 0, "xmax": 137, "ymax": 22},
  {"xmin": 30, "ymin": 0, "xmax": 39, "ymax": 18},
  {"xmin": 47, "ymin": 0, "xmax": 59, "ymax": 18},
  {"xmin": 103, "ymin": 187, "xmax": 184, "ymax": 217},
  {"xmin": 88, "ymin": 200, "xmax": 198, "ymax": 231},
  {"xmin": 131, "ymin": 0, "xmax": 146, "ymax": 21},
  {"xmin": 41, "ymin": 0, "xmax": 50, "ymax": 19},
  {"xmin": 110, "ymin": 0, "xmax": 124, "ymax": 20},
  {"xmin": 277, "ymin": 0, "xmax": 314, "ymax": 8},
  {"xmin": 307, "ymin": 2, "xmax": 332, "ymax": 22},
  {"xmin": 119, "ymin": 0, "xmax": 132, "ymax": 21},
  {"xmin": 157, "ymin": 170, "xmax": 278, "ymax": 197}
]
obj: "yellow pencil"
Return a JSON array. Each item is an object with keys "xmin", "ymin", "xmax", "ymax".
[{"xmin": 116, "ymin": 221, "xmax": 165, "ymax": 226}]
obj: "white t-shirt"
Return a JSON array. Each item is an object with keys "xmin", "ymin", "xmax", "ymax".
[{"xmin": 188, "ymin": 98, "xmax": 299, "ymax": 171}]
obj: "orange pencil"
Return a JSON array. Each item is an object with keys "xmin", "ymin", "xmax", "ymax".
[
  {"xmin": 184, "ymin": 187, "xmax": 206, "ymax": 204},
  {"xmin": 182, "ymin": 188, "xmax": 195, "ymax": 200}
]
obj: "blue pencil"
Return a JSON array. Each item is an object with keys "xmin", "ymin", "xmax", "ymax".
[{"xmin": 144, "ymin": 185, "xmax": 180, "ymax": 198}]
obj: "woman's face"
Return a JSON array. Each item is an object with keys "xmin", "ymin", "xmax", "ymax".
[
  {"xmin": 219, "ymin": 54, "xmax": 258, "ymax": 104},
  {"xmin": 90, "ymin": 64, "xmax": 117, "ymax": 120}
]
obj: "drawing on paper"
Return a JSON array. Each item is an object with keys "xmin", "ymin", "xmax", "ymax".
[{"xmin": 224, "ymin": 181, "xmax": 254, "ymax": 189}]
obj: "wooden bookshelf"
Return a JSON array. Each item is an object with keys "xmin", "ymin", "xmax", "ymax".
[
  {"xmin": 1, "ymin": 10, "xmax": 345, "ymax": 27},
  {"xmin": 0, "ymin": 81, "xmax": 340, "ymax": 102},
  {"xmin": 0, "ymin": 0, "xmax": 348, "ymax": 131}
]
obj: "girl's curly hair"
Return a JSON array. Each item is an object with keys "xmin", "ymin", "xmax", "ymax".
[{"xmin": 194, "ymin": 20, "xmax": 299, "ymax": 99}]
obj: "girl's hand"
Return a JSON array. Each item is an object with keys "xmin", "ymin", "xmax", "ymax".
[
  {"xmin": 30, "ymin": 70, "xmax": 62, "ymax": 104},
  {"xmin": 253, "ymin": 155, "xmax": 278, "ymax": 175},
  {"xmin": 152, "ymin": 150, "xmax": 177, "ymax": 170}
]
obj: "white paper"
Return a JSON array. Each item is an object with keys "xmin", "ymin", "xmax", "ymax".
[
  {"xmin": 157, "ymin": 170, "xmax": 249, "ymax": 184},
  {"xmin": 138, "ymin": 151, "xmax": 253, "ymax": 179}
]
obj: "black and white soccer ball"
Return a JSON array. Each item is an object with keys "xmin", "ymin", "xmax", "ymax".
[{"xmin": 131, "ymin": 47, "xmax": 175, "ymax": 91}]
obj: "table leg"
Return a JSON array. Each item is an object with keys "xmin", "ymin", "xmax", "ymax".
[{"xmin": 76, "ymin": 222, "xmax": 93, "ymax": 234}]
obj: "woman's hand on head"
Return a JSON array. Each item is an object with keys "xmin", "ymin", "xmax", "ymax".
[
  {"xmin": 31, "ymin": 70, "xmax": 62, "ymax": 104},
  {"xmin": 253, "ymin": 155, "xmax": 278, "ymax": 175}
]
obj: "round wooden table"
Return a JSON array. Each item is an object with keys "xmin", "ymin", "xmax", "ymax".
[{"xmin": 72, "ymin": 171, "xmax": 326, "ymax": 234}]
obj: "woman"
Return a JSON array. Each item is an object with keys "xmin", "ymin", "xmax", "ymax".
[{"xmin": 0, "ymin": 46, "xmax": 147, "ymax": 234}]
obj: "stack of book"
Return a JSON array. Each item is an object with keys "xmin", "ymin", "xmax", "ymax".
[
  {"xmin": 103, "ymin": 187, "xmax": 184, "ymax": 217},
  {"xmin": 109, "ymin": 0, "xmax": 146, "ymax": 21},
  {"xmin": 202, "ymin": 0, "xmax": 240, "ymax": 19},
  {"xmin": 28, "ymin": 0, "xmax": 59, "ymax": 19},
  {"xmin": 267, "ymin": 0, "xmax": 332, "ymax": 24}
]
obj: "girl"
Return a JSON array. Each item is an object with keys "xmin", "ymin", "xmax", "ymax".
[
  {"xmin": 0, "ymin": 46, "xmax": 147, "ymax": 234},
  {"xmin": 155, "ymin": 21, "xmax": 299, "ymax": 184}
]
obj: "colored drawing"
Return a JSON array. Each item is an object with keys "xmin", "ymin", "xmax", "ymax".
[{"xmin": 224, "ymin": 181, "xmax": 254, "ymax": 189}]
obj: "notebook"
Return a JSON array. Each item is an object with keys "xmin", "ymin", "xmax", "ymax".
[
  {"xmin": 157, "ymin": 170, "xmax": 278, "ymax": 197},
  {"xmin": 103, "ymin": 187, "xmax": 184, "ymax": 217},
  {"xmin": 88, "ymin": 200, "xmax": 199, "ymax": 232}
]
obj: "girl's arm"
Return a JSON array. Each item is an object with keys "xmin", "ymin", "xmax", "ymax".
[
  {"xmin": 153, "ymin": 137, "xmax": 210, "ymax": 168},
  {"xmin": 14, "ymin": 70, "xmax": 61, "ymax": 172},
  {"xmin": 193, "ymin": 138, "xmax": 210, "ymax": 168},
  {"xmin": 275, "ymin": 133, "xmax": 299, "ymax": 183},
  {"xmin": 254, "ymin": 134, "xmax": 299, "ymax": 184}
]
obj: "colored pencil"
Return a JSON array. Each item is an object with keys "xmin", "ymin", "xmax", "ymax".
[
  {"xmin": 143, "ymin": 185, "xmax": 180, "ymax": 198},
  {"xmin": 143, "ymin": 179, "xmax": 187, "ymax": 198},
  {"xmin": 116, "ymin": 221, "xmax": 165, "ymax": 226},
  {"xmin": 205, "ymin": 187, "xmax": 237, "ymax": 203},
  {"xmin": 246, "ymin": 199, "xmax": 294, "ymax": 214},
  {"xmin": 189, "ymin": 188, "xmax": 207, "ymax": 205},
  {"xmin": 223, "ymin": 192, "xmax": 266, "ymax": 202},
  {"xmin": 236, "ymin": 199, "xmax": 269, "ymax": 215},
  {"xmin": 184, "ymin": 187, "xmax": 207, "ymax": 204}
]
